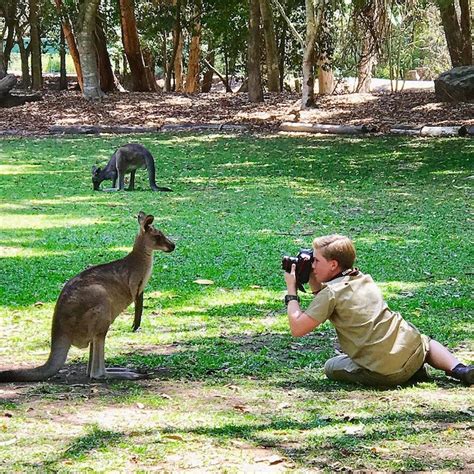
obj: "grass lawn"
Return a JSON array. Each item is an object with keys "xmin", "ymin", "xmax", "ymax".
[{"xmin": 0, "ymin": 133, "xmax": 472, "ymax": 472}]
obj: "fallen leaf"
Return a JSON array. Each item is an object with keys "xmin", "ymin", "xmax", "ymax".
[
  {"xmin": 193, "ymin": 279, "xmax": 214, "ymax": 285},
  {"xmin": 136, "ymin": 402, "xmax": 145, "ymax": 409},
  {"xmin": 33, "ymin": 301, "xmax": 44, "ymax": 307},
  {"xmin": 233, "ymin": 404, "xmax": 251, "ymax": 413},
  {"xmin": 370, "ymin": 446, "xmax": 390, "ymax": 454},
  {"xmin": 343, "ymin": 424, "xmax": 365, "ymax": 435},
  {"xmin": 250, "ymin": 285, "xmax": 261, "ymax": 289}
]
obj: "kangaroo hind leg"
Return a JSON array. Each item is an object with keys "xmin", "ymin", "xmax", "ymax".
[{"xmin": 88, "ymin": 335, "xmax": 147, "ymax": 381}]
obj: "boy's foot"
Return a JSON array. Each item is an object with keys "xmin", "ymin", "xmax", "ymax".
[{"xmin": 446, "ymin": 363, "xmax": 474, "ymax": 385}]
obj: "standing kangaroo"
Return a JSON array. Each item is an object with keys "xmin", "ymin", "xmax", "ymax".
[
  {"xmin": 0, "ymin": 212, "xmax": 175, "ymax": 382},
  {"xmin": 92, "ymin": 143, "xmax": 172, "ymax": 192}
]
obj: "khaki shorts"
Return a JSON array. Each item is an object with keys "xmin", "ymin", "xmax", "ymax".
[{"xmin": 324, "ymin": 335, "xmax": 430, "ymax": 387}]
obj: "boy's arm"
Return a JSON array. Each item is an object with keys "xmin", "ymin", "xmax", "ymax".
[
  {"xmin": 285, "ymin": 264, "xmax": 321, "ymax": 337},
  {"xmin": 287, "ymin": 300, "xmax": 321, "ymax": 337}
]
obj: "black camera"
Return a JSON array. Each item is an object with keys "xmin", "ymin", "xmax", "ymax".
[{"xmin": 282, "ymin": 248, "xmax": 314, "ymax": 292}]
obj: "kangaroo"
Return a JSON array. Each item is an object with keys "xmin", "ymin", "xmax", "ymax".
[
  {"xmin": 0, "ymin": 212, "xmax": 175, "ymax": 382},
  {"xmin": 92, "ymin": 143, "xmax": 172, "ymax": 192}
]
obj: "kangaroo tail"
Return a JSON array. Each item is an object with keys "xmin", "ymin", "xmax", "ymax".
[
  {"xmin": 144, "ymin": 150, "xmax": 172, "ymax": 191},
  {"xmin": 0, "ymin": 333, "xmax": 71, "ymax": 383}
]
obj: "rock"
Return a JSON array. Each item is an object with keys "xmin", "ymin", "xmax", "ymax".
[
  {"xmin": 434, "ymin": 66, "xmax": 474, "ymax": 102},
  {"xmin": 405, "ymin": 70, "xmax": 420, "ymax": 81}
]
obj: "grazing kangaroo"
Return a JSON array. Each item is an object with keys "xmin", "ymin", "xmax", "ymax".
[
  {"xmin": 0, "ymin": 212, "xmax": 175, "ymax": 382},
  {"xmin": 92, "ymin": 143, "xmax": 172, "ymax": 192}
]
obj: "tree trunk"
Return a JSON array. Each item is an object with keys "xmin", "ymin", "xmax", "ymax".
[
  {"xmin": 248, "ymin": 0, "xmax": 264, "ymax": 102},
  {"xmin": 119, "ymin": 0, "xmax": 153, "ymax": 91},
  {"xmin": 356, "ymin": 30, "xmax": 376, "ymax": 92},
  {"xmin": 76, "ymin": 0, "xmax": 104, "ymax": 100},
  {"xmin": 54, "ymin": 0, "xmax": 83, "ymax": 91},
  {"xmin": 17, "ymin": 33, "xmax": 31, "ymax": 89},
  {"xmin": 185, "ymin": 0, "xmax": 202, "ymax": 93},
  {"xmin": 59, "ymin": 26, "xmax": 68, "ymax": 90},
  {"xmin": 438, "ymin": 0, "xmax": 464, "ymax": 67},
  {"xmin": 459, "ymin": 0, "xmax": 472, "ymax": 65},
  {"xmin": 259, "ymin": 0, "xmax": 280, "ymax": 92},
  {"xmin": 0, "ymin": 37, "xmax": 5, "ymax": 79},
  {"xmin": 165, "ymin": 0, "xmax": 181, "ymax": 92},
  {"xmin": 29, "ymin": 0, "xmax": 42, "ymax": 90},
  {"xmin": 173, "ymin": 28, "xmax": 184, "ymax": 91},
  {"xmin": 201, "ymin": 48, "xmax": 215, "ymax": 93},
  {"xmin": 318, "ymin": 54, "xmax": 333, "ymax": 94},
  {"xmin": 302, "ymin": 0, "xmax": 317, "ymax": 108},
  {"xmin": 142, "ymin": 48, "xmax": 157, "ymax": 91},
  {"xmin": 278, "ymin": 18, "xmax": 287, "ymax": 92},
  {"xmin": 95, "ymin": 15, "xmax": 117, "ymax": 92}
]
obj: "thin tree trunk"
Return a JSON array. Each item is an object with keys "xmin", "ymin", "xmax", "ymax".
[
  {"xmin": 0, "ymin": 35, "xmax": 5, "ymax": 79},
  {"xmin": 459, "ymin": 0, "xmax": 472, "ymax": 65},
  {"xmin": 119, "ymin": 0, "xmax": 153, "ymax": 91},
  {"xmin": 203, "ymin": 58, "xmax": 233, "ymax": 92},
  {"xmin": 165, "ymin": 1, "xmax": 181, "ymax": 92},
  {"xmin": 248, "ymin": 0, "xmax": 263, "ymax": 102},
  {"xmin": 173, "ymin": 20, "xmax": 183, "ymax": 91},
  {"xmin": 259, "ymin": 0, "xmax": 280, "ymax": 92},
  {"xmin": 17, "ymin": 32, "xmax": 31, "ymax": 88},
  {"xmin": 302, "ymin": 0, "xmax": 317, "ymax": 108},
  {"xmin": 201, "ymin": 47, "xmax": 215, "ymax": 93},
  {"xmin": 162, "ymin": 32, "xmax": 168, "ymax": 88},
  {"xmin": 278, "ymin": 19, "xmax": 287, "ymax": 91},
  {"xmin": 76, "ymin": 0, "xmax": 104, "ymax": 100},
  {"xmin": 95, "ymin": 15, "xmax": 117, "ymax": 92},
  {"xmin": 29, "ymin": 0, "xmax": 42, "ymax": 90},
  {"xmin": 54, "ymin": 0, "xmax": 83, "ymax": 91},
  {"xmin": 59, "ymin": 26, "xmax": 68, "ymax": 90},
  {"xmin": 185, "ymin": 0, "xmax": 202, "ymax": 93}
]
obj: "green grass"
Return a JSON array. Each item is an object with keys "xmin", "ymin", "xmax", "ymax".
[{"xmin": 0, "ymin": 134, "xmax": 472, "ymax": 472}]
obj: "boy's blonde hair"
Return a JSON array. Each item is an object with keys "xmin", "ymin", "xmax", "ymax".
[{"xmin": 312, "ymin": 234, "xmax": 356, "ymax": 270}]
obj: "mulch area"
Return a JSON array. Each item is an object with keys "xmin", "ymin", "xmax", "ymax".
[{"xmin": 1, "ymin": 85, "xmax": 473, "ymax": 136}]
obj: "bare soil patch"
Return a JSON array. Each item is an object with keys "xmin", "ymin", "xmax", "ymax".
[{"xmin": 1, "ymin": 86, "xmax": 472, "ymax": 136}]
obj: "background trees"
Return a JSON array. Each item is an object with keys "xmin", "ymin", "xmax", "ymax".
[{"xmin": 0, "ymin": 0, "xmax": 471, "ymax": 102}]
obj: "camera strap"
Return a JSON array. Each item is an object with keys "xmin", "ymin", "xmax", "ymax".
[{"xmin": 329, "ymin": 267, "xmax": 359, "ymax": 282}]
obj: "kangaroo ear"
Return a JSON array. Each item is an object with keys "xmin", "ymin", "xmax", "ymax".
[
  {"xmin": 138, "ymin": 212, "xmax": 154, "ymax": 230},
  {"xmin": 137, "ymin": 211, "xmax": 147, "ymax": 225}
]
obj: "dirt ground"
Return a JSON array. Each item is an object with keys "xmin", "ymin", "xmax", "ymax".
[{"xmin": 1, "ymin": 80, "xmax": 473, "ymax": 136}]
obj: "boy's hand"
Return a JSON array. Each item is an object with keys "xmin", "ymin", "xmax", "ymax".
[{"xmin": 284, "ymin": 263, "xmax": 297, "ymax": 294}]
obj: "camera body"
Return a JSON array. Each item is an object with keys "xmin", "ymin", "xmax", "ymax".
[{"xmin": 281, "ymin": 248, "xmax": 314, "ymax": 292}]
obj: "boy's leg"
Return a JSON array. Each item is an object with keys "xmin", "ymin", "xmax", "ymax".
[
  {"xmin": 324, "ymin": 355, "xmax": 394, "ymax": 386},
  {"xmin": 426, "ymin": 339, "xmax": 474, "ymax": 385},
  {"xmin": 425, "ymin": 339, "xmax": 461, "ymax": 371}
]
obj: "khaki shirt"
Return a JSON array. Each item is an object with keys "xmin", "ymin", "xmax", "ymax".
[{"xmin": 305, "ymin": 272, "xmax": 423, "ymax": 375}]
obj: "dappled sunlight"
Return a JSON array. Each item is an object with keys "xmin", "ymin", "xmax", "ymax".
[
  {"xmin": 0, "ymin": 164, "xmax": 41, "ymax": 175},
  {"xmin": 0, "ymin": 245, "xmax": 71, "ymax": 258},
  {"xmin": 0, "ymin": 214, "xmax": 100, "ymax": 230},
  {"xmin": 378, "ymin": 280, "xmax": 427, "ymax": 299}
]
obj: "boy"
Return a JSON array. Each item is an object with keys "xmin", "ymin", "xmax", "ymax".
[{"xmin": 284, "ymin": 234, "xmax": 473, "ymax": 386}]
